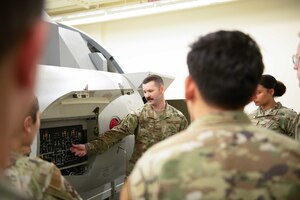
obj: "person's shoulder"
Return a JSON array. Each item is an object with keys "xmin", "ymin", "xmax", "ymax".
[
  {"xmin": 26, "ymin": 156, "xmax": 55, "ymax": 169},
  {"xmin": 30, "ymin": 158, "xmax": 80, "ymax": 200},
  {"xmin": 166, "ymin": 104, "xmax": 185, "ymax": 118},
  {"xmin": 6, "ymin": 155, "xmax": 56, "ymax": 199},
  {"xmin": 144, "ymin": 123, "xmax": 300, "ymax": 160},
  {"xmin": 10, "ymin": 155, "xmax": 54, "ymax": 171},
  {"xmin": 27, "ymin": 158, "xmax": 75, "ymax": 199},
  {"xmin": 130, "ymin": 104, "xmax": 147, "ymax": 116},
  {"xmin": 278, "ymin": 104, "xmax": 297, "ymax": 116},
  {"xmin": 134, "ymin": 124, "xmax": 300, "ymax": 180},
  {"xmin": 125, "ymin": 105, "xmax": 146, "ymax": 120},
  {"xmin": 25, "ymin": 157, "xmax": 56, "ymax": 184},
  {"xmin": 294, "ymin": 112, "xmax": 300, "ymax": 122},
  {"xmin": 248, "ymin": 124, "xmax": 300, "ymax": 153}
]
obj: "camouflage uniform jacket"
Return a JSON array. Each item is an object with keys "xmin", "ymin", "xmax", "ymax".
[
  {"xmin": 86, "ymin": 102, "xmax": 188, "ymax": 173},
  {"xmin": 248, "ymin": 102, "xmax": 296, "ymax": 138},
  {"xmin": 129, "ymin": 111, "xmax": 300, "ymax": 200},
  {"xmin": 5, "ymin": 152, "xmax": 82, "ymax": 200},
  {"xmin": 0, "ymin": 179, "xmax": 29, "ymax": 200}
]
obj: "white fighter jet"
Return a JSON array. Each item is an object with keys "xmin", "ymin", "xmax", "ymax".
[{"xmin": 32, "ymin": 14, "xmax": 174, "ymax": 199}]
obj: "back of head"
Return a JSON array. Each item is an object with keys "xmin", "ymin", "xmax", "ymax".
[
  {"xmin": 0, "ymin": 0, "xmax": 44, "ymax": 61},
  {"xmin": 259, "ymin": 74, "xmax": 286, "ymax": 97},
  {"xmin": 143, "ymin": 74, "xmax": 164, "ymax": 87},
  {"xmin": 187, "ymin": 30, "xmax": 264, "ymax": 109}
]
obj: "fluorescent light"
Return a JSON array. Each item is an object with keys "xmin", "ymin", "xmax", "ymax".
[
  {"xmin": 52, "ymin": 16, "xmax": 63, "ymax": 21},
  {"xmin": 65, "ymin": 10, "xmax": 106, "ymax": 19},
  {"xmin": 109, "ymin": 2, "xmax": 153, "ymax": 13},
  {"xmin": 54, "ymin": 0, "xmax": 237, "ymax": 26}
]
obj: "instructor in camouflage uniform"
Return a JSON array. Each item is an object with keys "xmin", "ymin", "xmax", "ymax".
[
  {"xmin": 5, "ymin": 97, "xmax": 82, "ymax": 200},
  {"xmin": 70, "ymin": 74, "xmax": 188, "ymax": 173},
  {"xmin": 121, "ymin": 31, "xmax": 300, "ymax": 199}
]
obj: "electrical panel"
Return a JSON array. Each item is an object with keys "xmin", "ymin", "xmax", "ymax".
[{"xmin": 39, "ymin": 124, "xmax": 88, "ymax": 174}]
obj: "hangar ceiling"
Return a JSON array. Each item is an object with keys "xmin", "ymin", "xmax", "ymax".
[
  {"xmin": 46, "ymin": 0, "xmax": 239, "ymax": 25},
  {"xmin": 46, "ymin": 0, "xmax": 149, "ymax": 16}
]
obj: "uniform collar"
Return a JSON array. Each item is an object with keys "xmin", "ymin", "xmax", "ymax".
[
  {"xmin": 188, "ymin": 111, "xmax": 250, "ymax": 131},
  {"xmin": 144, "ymin": 102, "xmax": 170, "ymax": 119},
  {"xmin": 257, "ymin": 102, "xmax": 282, "ymax": 117}
]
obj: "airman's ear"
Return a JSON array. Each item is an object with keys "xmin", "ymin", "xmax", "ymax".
[
  {"xmin": 269, "ymin": 88, "xmax": 275, "ymax": 96},
  {"xmin": 13, "ymin": 20, "xmax": 47, "ymax": 91},
  {"xmin": 160, "ymin": 84, "xmax": 165, "ymax": 93},
  {"xmin": 185, "ymin": 76, "xmax": 195, "ymax": 101},
  {"xmin": 23, "ymin": 116, "xmax": 33, "ymax": 134}
]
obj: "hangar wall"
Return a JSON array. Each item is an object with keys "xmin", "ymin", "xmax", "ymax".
[{"xmin": 74, "ymin": 0, "xmax": 300, "ymax": 113}]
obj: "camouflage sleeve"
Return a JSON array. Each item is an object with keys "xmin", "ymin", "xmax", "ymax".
[
  {"xmin": 128, "ymin": 159, "xmax": 150, "ymax": 200},
  {"xmin": 62, "ymin": 177, "xmax": 82, "ymax": 199},
  {"xmin": 12, "ymin": 157, "xmax": 55, "ymax": 199},
  {"xmin": 281, "ymin": 110, "xmax": 297, "ymax": 138},
  {"xmin": 179, "ymin": 115, "xmax": 188, "ymax": 131},
  {"xmin": 7, "ymin": 156, "xmax": 81, "ymax": 200},
  {"xmin": 294, "ymin": 113, "xmax": 300, "ymax": 141},
  {"xmin": 46, "ymin": 166, "xmax": 82, "ymax": 200},
  {"xmin": 128, "ymin": 151, "xmax": 161, "ymax": 200},
  {"xmin": 86, "ymin": 113, "xmax": 139, "ymax": 154}
]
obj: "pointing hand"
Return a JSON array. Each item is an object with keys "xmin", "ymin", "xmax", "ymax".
[{"xmin": 70, "ymin": 144, "xmax": 87, "ymax": 157}]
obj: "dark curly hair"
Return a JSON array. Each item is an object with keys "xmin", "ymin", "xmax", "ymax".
[{"xmin": 187, "ymin": 30, "xmax": 264, "ymax": 109}]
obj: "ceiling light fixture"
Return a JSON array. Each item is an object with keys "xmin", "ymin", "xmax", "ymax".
[{"xmin": 53, "ymin": 0, "xmax": 237, "ymax": 26}]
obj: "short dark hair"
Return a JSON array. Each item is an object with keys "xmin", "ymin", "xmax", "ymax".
[
  {"xmin": 29, "ymin": 96, "xmax": 39, "ymax": 124},
  {"xmin": 260, "ymin": 74, "xmax": 286, "ymax": 97},
  {"xmin": 0, "ymin": 1, "xmax": 44, "ymax": 61},
  {"xmin": 143, "ymin": 74, "xmax": 164, "ymax": 86},
  {"xmin": 187, "ymin": 30, "xmax": 264, "ymax": 109}
]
